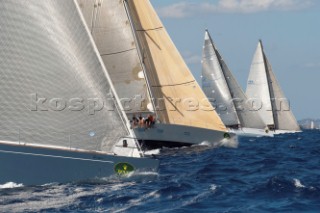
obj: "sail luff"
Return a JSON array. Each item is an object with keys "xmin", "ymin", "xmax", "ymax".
[
  {"xmin": 260, "ymin": 41, "xmax": 277, "ymax": 129},
  {"xmin": 126, "ymin": 0, "xmax": 227, "ymax": 131},
  {"xmin": 202, "ymin": 31, "xmax": 240, "ymax": 127}
]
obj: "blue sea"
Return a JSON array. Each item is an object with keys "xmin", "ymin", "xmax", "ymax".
[{"xmin": 0, "ymin": 130, "xmax": 319, "ymax": 212}]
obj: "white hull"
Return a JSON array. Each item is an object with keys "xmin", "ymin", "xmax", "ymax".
[
  {"xmin": 229, "ymin": 128, "xmax": 274, "ymax": 137},
  {"xmin": 0, "ymin": 141, "xmax": 159, "ymax": 185},
  {"xmin": 134, "ymin": 124, "xmax": 236, "ymax": 148}
]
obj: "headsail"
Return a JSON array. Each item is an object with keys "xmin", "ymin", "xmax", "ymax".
[
  {"xmin": 125, "ymin": 0, "xmax": 226, "ymax": 131},
  {"xmin": 202, "ymin": 31, "xmax": 240, "ymax": 127},
  {"xmin": 77, "ymin": 0, "xmax": 152, "ymax": 113},
  {"xmin": 246, "ymin": 41, "xmax": 300, "ymax": 131},
  {"xmin": 246, "ymin": 41, "xmax": 275, "ymax": 128},
  {"xmin": 202, "ymin": 31, "xmax": 266, "ymax": 129},
  {"xmin": 0, "ymin": 0, "xmax": 134, "ymax": 153}
]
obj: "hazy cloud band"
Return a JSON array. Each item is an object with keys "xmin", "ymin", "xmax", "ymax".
[{"xmin": 157, "ymin": 0, "xmax": 313, "ymax": 18}]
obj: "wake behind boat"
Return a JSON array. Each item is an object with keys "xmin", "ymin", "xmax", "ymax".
[
  {"xmin": 201, "ymin": 30, "xmax": 273, "ymax": 137},
  {"xmin": 246, "ymin": 40, "xmax": 301, "ymax": 134},
  {"xmin": 0, "ymin": 0, "xmax": 158, "ymax": 185}
]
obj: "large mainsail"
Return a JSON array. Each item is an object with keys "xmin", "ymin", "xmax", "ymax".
[
  {"xmin": 246, "ymin": 41, "xmax": 300, "ymax": 131},
  {"xmin": 77, "ymin": 0, "xmax": 152, "ymax": 113},
  {"xmin": 0, "ymin": 0, "xmax": 132, "ymax": 152},
  {"xmin": 264, "ymin": 49, "xmax": 301, "ymax": 131},
  {"xmin": 202, "ymin": 31, "xmax": 266, "ymax": 129},
  {"xmin": 125, "ymin": 0, "xmax": 226, "ymax": 131},
  {"xmin": 246, "ymin": 42, "xmax": 275, "ymax": 128}
]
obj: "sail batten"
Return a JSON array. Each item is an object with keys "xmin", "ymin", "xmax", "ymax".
[{"xmin": 126, "ymin": 0, "xmax": 226, "ymax": 131}]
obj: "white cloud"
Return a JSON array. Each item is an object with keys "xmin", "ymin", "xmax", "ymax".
[
  {"xmin": 182, "ymin": 51, "xmax": 202, "ymax": 64},
  {"xmin": 157, "ymin": 0, "xmax": 313, "ymax": 18}
]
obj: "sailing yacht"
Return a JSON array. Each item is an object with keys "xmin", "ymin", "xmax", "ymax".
[
  {"xmin": 0, "ymin": 0, "xmax": 158, "ymax": 185},
  {"xmin": 246, "ymin": 40, "xmax": 301, "ymax": 134},
  {"xmin": 202, "ymin": 30, "xmax": 273, "ymax": 137},
  {"xmin": 78, "ymin": 0, "xmax": 236, "ymax": 149},
  {"xmin": 310, "ymin": 120, "xmax": 315, "ymax": 129}
]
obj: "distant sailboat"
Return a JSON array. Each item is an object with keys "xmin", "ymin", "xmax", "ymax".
[
  {"xmin": 310, "ymin": 120, "xmax": 315, "ymax": 129},
  {"xmin": 0, "ymin": 0, "xmax": 158, "ymax": 185},
  {"xmin": 246, "ymin": 40, "xmax": 301, "ymax": 134},
  {"xmin": 79, "ymin": 0, "xmax": 236, "ymax": 149},
  {"xmin": 201, "ymin": 30, "xmax": 272, "ymax": 137}
]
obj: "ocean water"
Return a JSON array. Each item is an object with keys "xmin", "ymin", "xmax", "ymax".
[{"xmin": 1, "ymin": 130, "xmax": 320, "ymax": 212}]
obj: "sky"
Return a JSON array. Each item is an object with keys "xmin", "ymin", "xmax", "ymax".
[{"xmin": 150, "ymin": 0, "xmax": 320, "ymax": 120}]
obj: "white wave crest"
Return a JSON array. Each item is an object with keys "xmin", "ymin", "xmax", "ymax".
[
  {"xmin": 293, "ymin": 178, "xmax": 305, "ymax": 188},
  {"xmin": 144, "ymin": 149, "xmax": 161, "ymax": 155},
  {"xmin": 210, "ymin": 184, "xmax": 218, "ymax": 191},
  {"xmin": 0, "ymin": 182, "xmax": 24, "ymax": 189}
]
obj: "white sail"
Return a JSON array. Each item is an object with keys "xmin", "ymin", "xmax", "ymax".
[
  {"xmin": 246, "ymin": 41, "xmax": 275, "ymax": 128},
  {"xmin": 202, "ymin": 31, "xmax": 240, "ymax": 127},
  {"xmin": 247, "ymin": 41, "xmax": 300, "ymax": 131},
  {"xmin": 311, "ymin": 121, "xmax": 315, "ymax": 129},
  {"xmin": 265, "ymin": 55, "xmax": 301, "ymax": 131},
  {"xmin": 0, "ymin": 0, "xmax": 135, "ymax": 153},
  {"xmin": 77, "ymin": 0, "xmax": 152, "ymax": 113},
  {"xmin": 207, "ymin": 33, "xmax": 267, "ymax": 130}
]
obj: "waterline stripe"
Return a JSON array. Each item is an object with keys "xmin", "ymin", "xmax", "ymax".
[{"xmin": 0, "ymin": 149, "xmax": 114, "ymax": 164}]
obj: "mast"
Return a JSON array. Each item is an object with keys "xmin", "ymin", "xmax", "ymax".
[
  {"xmin": 123, "ymin": 0, "xmax": 157, "ymax": 117},
  {"xmin": 260, "ymin": 40, "xmax": 277, "ymax": 130},
  {"xmin": 262, "ymin": 42, "xmax": 301, "ymax": 131}
]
